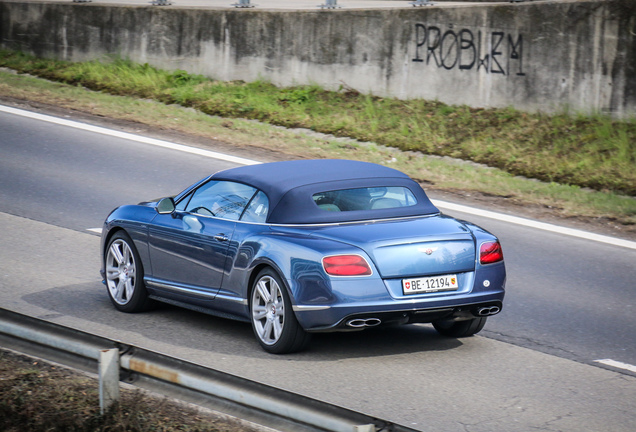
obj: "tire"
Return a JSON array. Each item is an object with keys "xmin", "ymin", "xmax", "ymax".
[
  {"xmin": 432, "ymin": 317, "xmax": 487, "ymax": 338},
  {"xmin": 104, "ymin": 231, "xmax": 154, "ymax": 313},
  {"xmin": 250, "ymin": 268, "xmax": 311, "ymax": 354}
]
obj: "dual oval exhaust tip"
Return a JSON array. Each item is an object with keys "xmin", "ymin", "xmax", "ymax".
[
  {"xmin": 346, "ymin": 318, "xmax": 382, "ymax": 328},
  {"xmin": 477, "ymin": 305, "xmax": 501, "ymax": 316}
]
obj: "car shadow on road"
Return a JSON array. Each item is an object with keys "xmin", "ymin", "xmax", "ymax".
[
  {"xmin": 305, "ymin": 326, "xmax": 463, "ymax": 360},
  {"xmin": 22, "ymin": 282, "xmax": 464, "ymax": 360}
]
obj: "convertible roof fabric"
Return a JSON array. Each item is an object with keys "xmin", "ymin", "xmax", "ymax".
[{"xmin": 211, "ymin": 159, "xmax": 439, "ymax": 224}]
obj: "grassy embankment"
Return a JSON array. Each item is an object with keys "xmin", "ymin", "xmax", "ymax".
[{"xmin": 0, "ymin": 50, "xmax": 635, "ymax": 230}]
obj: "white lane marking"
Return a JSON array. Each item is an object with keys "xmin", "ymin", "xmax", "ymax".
[
  {"xmin": 87, "ymin": 228, "xmax": 103, "ymax": 234},
  {"xmin": 594, "ymin": 359, "xmax": 636, "ymax": 374},
  {"xmin": 2, "ymin": 104, "xmax": 635, "ymax": 250},
  {"xmin": 431, "ymin": 199, "xmax": 636, "ymax": 251},
  {"xmin": 0, "ymin": 105, "xmax": 260, "ymax": 166}
]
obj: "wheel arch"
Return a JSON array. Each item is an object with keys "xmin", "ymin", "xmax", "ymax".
[
  {"xmin": 101, "ymin": 227, "xmax": 131, "ymax": 280},
  {"xmin": 247, "ymin": 261, "xmax": 293, "ymax": 304},
  {"xmin": 102, "ymin": 226, "xmax": 127, "ymax": 257}
]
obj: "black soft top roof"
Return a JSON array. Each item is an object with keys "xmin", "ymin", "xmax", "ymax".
[{"xmin": 211, "ymin": 159, "xmax": 439, "ymax": 224}]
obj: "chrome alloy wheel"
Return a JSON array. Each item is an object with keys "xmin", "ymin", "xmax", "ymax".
[
  {"xmin": 105, "ymin": 239, "xmax": 137, "ymax": 305},
  {"xmin": 251, "ymin": 275, "xmax": 285, "ymax": 346}
]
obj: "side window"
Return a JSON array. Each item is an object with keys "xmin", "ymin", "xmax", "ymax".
[
  {"xmin": 240, "ymin": 191, "xmax": 269, "ymax": 223},
  {"xmin": 185, "ymin": 180, "xmax": 257, "ymax": 221}
]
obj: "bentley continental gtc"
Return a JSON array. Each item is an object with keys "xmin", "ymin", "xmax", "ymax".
[{"xmin": 100, "ymin": 159, "xmax": 506, "ymax": 353}]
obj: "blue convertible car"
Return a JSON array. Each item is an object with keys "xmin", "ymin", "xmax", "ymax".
[{"xmin": 101, "ymin": 159, "xmax": 505, "ymax": 353}]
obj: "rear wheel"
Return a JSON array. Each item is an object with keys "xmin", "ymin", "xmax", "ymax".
[
  {"xmin": 433, "ymin": 317, "xmax": 487, "ymax": 338},
  {"xmin": 250, "ymin": 268, "xmax": 311, "ymax": 354},
  {"xmin": 104, "ymin": 231, "xmax": 154, "ymax": 313}
]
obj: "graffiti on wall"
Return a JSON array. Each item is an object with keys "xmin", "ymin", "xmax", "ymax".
[{"xmin": 412, "ymin": 24, "xmax": 526, "ymax": 76}]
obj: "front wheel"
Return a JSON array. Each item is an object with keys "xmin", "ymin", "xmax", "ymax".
[
  {"xmin": 250, "ymin": 268, "xmax": 311, "ymax": 354},
  {"xmin": 104, "ymin": 231, "xmax": 154, "ymax": 313},
  {"xmin": 432, "ymin": 317, "xmax": 487, "ymax": 338}
]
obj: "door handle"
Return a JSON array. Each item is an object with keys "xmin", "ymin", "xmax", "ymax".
[{"xmin": 214, "ymin": 234, "xmax": 229, "ymax": 242}]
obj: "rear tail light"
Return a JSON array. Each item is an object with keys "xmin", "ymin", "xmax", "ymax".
[
  {"xmin": 322, "ymin": 255, "xmax": 373, "ymax": 276},
  {"xmin": 480, "ymin": 241, "xmax": 504, "ymax": 265}
]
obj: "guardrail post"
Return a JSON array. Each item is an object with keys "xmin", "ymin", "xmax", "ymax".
[{"xmin": 99, "ymin": 348, "xmax": 120, "ymax": 414}]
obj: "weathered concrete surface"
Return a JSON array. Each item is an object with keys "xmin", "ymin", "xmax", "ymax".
[{"xmin": 0, "ymin": 0, "xmax": 634, "ymax": 116}]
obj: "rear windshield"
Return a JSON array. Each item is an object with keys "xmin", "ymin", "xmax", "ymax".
[{"xmin": 313, "ymin": 186, "xmax": 417, "ymax": 212}]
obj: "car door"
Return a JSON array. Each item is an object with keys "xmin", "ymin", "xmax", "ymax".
[{"xmin": 146, "ymin": 180, "xmax": 258, "ymax": 304}]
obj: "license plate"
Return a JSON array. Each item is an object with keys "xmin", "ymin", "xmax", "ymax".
[{"xmin": 402, "ymin": 274, "xmax": 458, "ymax": 295}]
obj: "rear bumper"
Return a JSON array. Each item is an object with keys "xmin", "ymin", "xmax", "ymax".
[
  {"xmin": 294, "ymin": 292, "xmax": 505, "ymax": 332},
  {"xmin": 292, "ymin": 261, "xmax": 506, "ymax": 332}
]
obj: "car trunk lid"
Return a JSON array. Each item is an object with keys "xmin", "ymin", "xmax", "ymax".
[{"xmin": 309, "ymin": 215, "xmax": 476, "ymax": 278}]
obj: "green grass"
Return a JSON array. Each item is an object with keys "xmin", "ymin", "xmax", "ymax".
[{"xmin": 0, "ymin": 49, "xmax": 635, "ymax": 230}]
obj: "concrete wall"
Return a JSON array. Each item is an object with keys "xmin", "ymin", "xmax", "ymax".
[{"xmin": 1, "ymin": 0, "xmax": 635, "ymax": 117}]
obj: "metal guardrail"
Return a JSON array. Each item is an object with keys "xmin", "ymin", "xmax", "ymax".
[{"xmin": 0, "ymin": 308, "xmax": 419, "ymax": 432}]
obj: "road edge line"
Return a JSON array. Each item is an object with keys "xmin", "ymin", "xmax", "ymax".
[
  {"xmin": 0, "ymin": 104, "xmax": 261, "ymax": 166},
  {"xmin": 594, "ymin": 359, "xmax": 636, "ymax": 374}
]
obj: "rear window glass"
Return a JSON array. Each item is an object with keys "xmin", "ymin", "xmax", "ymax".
[{"xmin": 313, "ymin": 187, "xmax": 417, "ymax": 212}]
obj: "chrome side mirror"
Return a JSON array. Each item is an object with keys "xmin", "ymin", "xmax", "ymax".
[{"xmin": 156, "ymin": 197, "xmax": 176, "ymax": 214}]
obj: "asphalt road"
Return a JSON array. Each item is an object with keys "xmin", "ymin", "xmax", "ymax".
[{"xmin": 1, "ymin": 105, "xmax": 636, "ymax": 431}]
